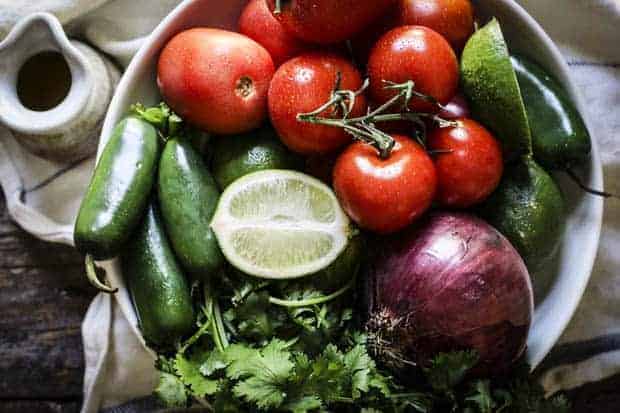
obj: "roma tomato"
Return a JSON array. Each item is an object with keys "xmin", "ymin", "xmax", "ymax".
[
  {"xmin": 266, "ymin": 0, "xmax": 396, "ymax": 44},
  {"xmin": 239, "ymin": 0, "xmax": 310, "ymax": 66},
  {"xmin": 368, "ymin": 26, "xmax": 459, "ymax": 112},
  {"xmin": 157, "ymin": 28, "xmax": 274, "ymax": 135},
  {"xmin": 397, "ymin": 0, "xmax": 475, "ymax": 51},
  {"xmin": 333, "ymin": 135, "xmax": 437, "ymax": 233},
  {"xmin": 268, "ymin": 52, "xmax": 368, "ymax": 155},
  {"xmin": 428, "ymin": 118, "xmax": 504, "ymax": 208}
]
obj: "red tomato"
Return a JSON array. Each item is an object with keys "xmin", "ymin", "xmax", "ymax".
[
  {"xmin": 349, "ymin": 9, "xmax": 398, "ymax": 66},
  {"xmin": 268, "ymin": 52, "xmax": 368, "ymax": 155},
  {"xmin": 238, "ymin": 0, "xmax": 310, "ymax": 66},
  {"xmin": 266, "ymin": 0, "xmax": 396, "ymax": 44},
  {"xmin": 428, "ymin": 118, "xmax": 503, "ymax": 208},
  {"xmin": 397, "ymin": 0, "xmax": 475, "ymax": 51},
  {"xmin": 157, "ymin": 28, "xmax": 274, "ymax": 135},
  {"xmin": 333, "ymin": 135, "xmax": 437, "ymax": 233},
  {"xmin": 438, "ymin": 93, "xmax": 470, "ymax": 120},
  {"xmin": 368, "ymin": 26, "xmax": 459, "ymax": 112}
]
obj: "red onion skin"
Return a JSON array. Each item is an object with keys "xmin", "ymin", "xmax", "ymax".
[{"xmin": 366, "ymin": 212, "xmax": 533, "ymax": 374}]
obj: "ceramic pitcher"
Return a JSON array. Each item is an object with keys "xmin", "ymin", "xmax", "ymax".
[{"xmin": 0, "ymin": 13, "xmax": 120, "ymax": 163}]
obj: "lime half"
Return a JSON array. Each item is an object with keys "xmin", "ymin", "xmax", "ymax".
[
  {"xmin": 461, "ymin": 18, "xmax": 532, "ymax": 160},
  {"xmin": 211, "ymin": 170, "xmax": 350, "ymax": 279}
]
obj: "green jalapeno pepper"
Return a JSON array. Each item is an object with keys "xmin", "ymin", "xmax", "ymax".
[{"xmin": 74, "ymin": 116, "xmax": 160, "ymax": 292}]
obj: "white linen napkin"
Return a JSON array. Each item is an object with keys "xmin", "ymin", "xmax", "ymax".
[{"xmin": 0, "ymin": 1, "xmax": 618, "ymax": 411}]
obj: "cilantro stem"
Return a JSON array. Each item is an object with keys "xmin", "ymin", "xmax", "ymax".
[
  {"xmin": 213, "ymin": 300, "xmax": 229, "ymax": 349},
  {"xmin": 179, "ymin": 316, "xmax": 211, "ymax": 354},
  {"xmin": 204, "ymin": 282, "xmax": 229, "ymax": 352},
  {"xmin": 193, "ymin": 396, "xmax": 214, "ymax": 411},
  {"xmin": 268, "ymin": 278, "xmax": 355, "ymax": 308}
]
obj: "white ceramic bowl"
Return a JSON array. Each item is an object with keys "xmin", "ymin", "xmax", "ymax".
[{"xmin": 99, "ymin": 0, "xmax": 604, "ymax": 368}]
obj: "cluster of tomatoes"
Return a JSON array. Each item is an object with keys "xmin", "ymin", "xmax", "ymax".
[{"xmin": 157, "ymin": 0, "xmax": 504, "ymax": 234}]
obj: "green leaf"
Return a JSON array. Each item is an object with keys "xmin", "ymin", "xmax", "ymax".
[
  {"xmin": 200, "ymin": 350, "xmax": 229, "ymax": 377},
  {"xmin": 222, "ymin": 344, "xmax": 258, "ymax": 380},
  {"xmin": 154, "ymin": 372, "xmax": 188, "ymax": 408},
  {"xmin": 392, "ymin": 392, "xmax": 434, "ymax": 413},
  {"xmin": 425, "ymin": 350, "xmax": 479, "ymax": 392},
  {"xmin": 344, "ymin": 344, "xmax": 374, "ymax": 397},
  {"xmin": 174, "ymin": 351, "xmax": 219, "ymax": 397},
  {"xmin": 466, "ymin": 380, "xmax": 496, "ymax": 413},
  {"xmin": 283, "ymin": 395, "xmax": 323, "ymax": 413},
  {"xmin": 225, "ymin": 291, "xmax": 285, "ymax": 343},
  {"xmin": 228, "ymin": 340, "xmax": 295, "ymax": 409}
]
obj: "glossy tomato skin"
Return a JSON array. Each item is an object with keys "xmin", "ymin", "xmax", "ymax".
[
  {"xmin": 368, "ymin": 26, "xmax": 459, "ymax": 112},
  {"xmin": 157, "ymin": 28, "xmax": 274, "ymax": 135},
  {"xmin": 239, "ymin": 0, "xmax": 310, "ymax": 66},
  {"xmin": 428, "ymin": 119, "xmax": 504, "ymax": 208},
  {"xmin": 397, "ymin": 0, "xmax": 475, "ymax": 51},
  {"xmin": 438, "ymin": 93, "xmax": 470, "ymax": 120},
  {"xmin": 268, "ymin": 52, "xmax": 368, "ymax": 155},
  {"xmin": 333, "ymin": 135, "xmax": 437, "ymax": 233},
  {"xmin": 266, "ymin": 0, "xmax": 396, "ymax": 44}
]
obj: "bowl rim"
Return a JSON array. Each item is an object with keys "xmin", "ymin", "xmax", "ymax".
[{"xmin": 99, "ymin": 0, "xmax": 604, "ymax": 369}]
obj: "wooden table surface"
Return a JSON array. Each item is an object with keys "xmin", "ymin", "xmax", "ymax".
[{"xmin": 0, "ymin": 191, "xmax": 619, "ymax": 413}]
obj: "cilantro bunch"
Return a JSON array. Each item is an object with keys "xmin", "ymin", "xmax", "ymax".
[{"xmin": 152, "ymin": 270, "xmax": 568, "ymax": 412}]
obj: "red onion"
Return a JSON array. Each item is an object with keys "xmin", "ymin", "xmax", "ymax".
[{"xmin": 365, "ymin": 212, "xmax": 533, "ymax": 374}]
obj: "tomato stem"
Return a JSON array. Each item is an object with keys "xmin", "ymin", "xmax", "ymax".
[{"xmin": 297, "ymin": 78, "xmax": 455, "ymax": 159}]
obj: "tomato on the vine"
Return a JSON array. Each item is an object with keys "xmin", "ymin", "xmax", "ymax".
[
  {"xmin": 268, "ymin": 52, "xmax": 368, "ymax": 155},
  {"xmin": 428, "ymin": 118, "xmax": 504, "ymax": 208},
  {"xmin": 266, "ymin": 0, "xmax": 396, "ymax": 44},
  {"xmin": 438, "ymin": 93, "xmax": 470, "ymax": 120},
  {"xmin": 333, "ymin": 135, "xmax": 437, "ymax": 234},
  {"xmin": 368, "ymin": 26, "xmax": 459, "ymax": 112},
  {"xmin": 397, "ymin": 0, "xmax": 475, "ymax": 51},
  {"xmin": 239, "ymin": 0, "xmax": 310, "ymax": 66},
  {"xmin": 157, "ymin": 28, "xmax": 274, "ymax": 134}
]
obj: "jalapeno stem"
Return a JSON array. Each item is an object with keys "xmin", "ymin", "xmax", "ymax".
[
  {"xmin": 566, "ymin": 168, "xmax": 617, "ymax": 199},
  {"xmin": 85, "ymin": 255, "xmax": 118, "ymax": 294}
]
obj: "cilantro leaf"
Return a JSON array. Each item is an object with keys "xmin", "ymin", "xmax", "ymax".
[
  {"xmin": 225, "ymin": 291, "xmax": 286, "ymax": 344},
  {"xmin": 345, "ymin": 343, "xmax": 375, "ymax": 397},
  {"xmin": 230, "ymin": 340, "xmax": 295, "ymax": 409},
  {"xmin": 155, "ymin": 372, "xmax": 188, "ymax": 408},
  {"xmin": 465, "ymin": 380, "xmax": 496, "ymax": 413},
  {"xmin": 282, "ymin": 395, "xmax": 323, "ymax": 413},
  {"xmin": 425, "ymin": 350, "xmax": 479, "ymax": 392},
  {"xmin": 174, "ymin": 350, "xmax": 219, "ymax": 397},
  {"xmin": 200, "ymin": 349, "xmax": 229, "ymax": 376}
]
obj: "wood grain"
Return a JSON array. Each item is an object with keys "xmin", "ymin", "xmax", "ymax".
[{"xmin": 0, "ymin": 191, "xmax": 94, "ymax": 409}]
